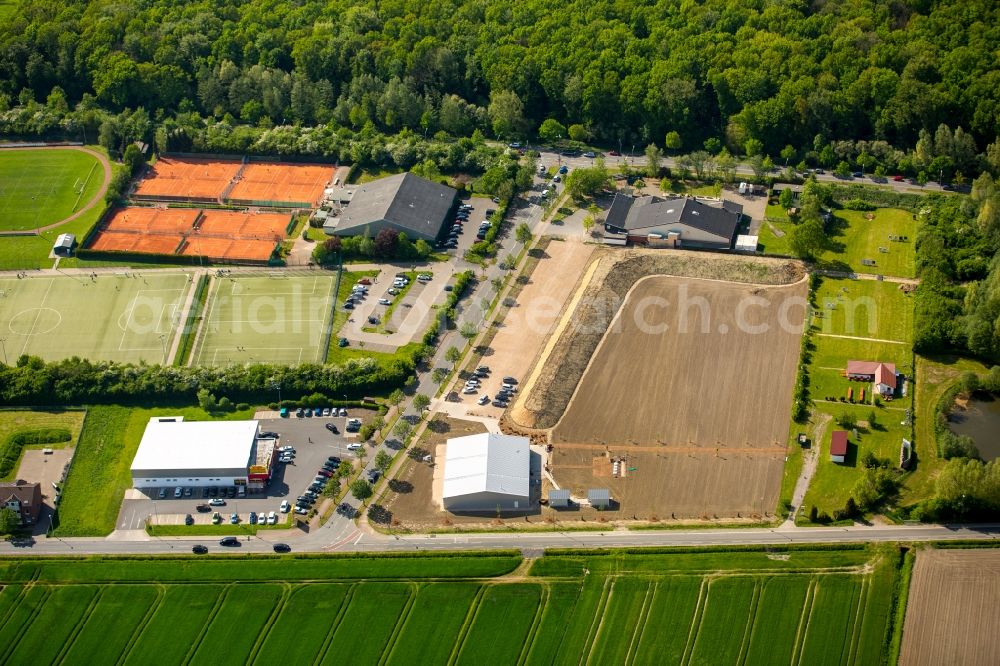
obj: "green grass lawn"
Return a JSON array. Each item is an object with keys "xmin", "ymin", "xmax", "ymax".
[
  {"xmin": 0, "ymin": 148, "xmax": 104, "ymax": 231},
  {"xmin": 192, "ymin": 273, "xmax": 340, "ymax": 367},
  {"xmin": 0, "ymin": 408, "xmax": 86, "ymax": 481},
  {"xmin": 0, "ymin": 271, "xmax": 191, "ymax": 364},
  {"xmin": 760, "ymin": 207, "xmax": 917, "ymax": 277},
  {"xmin": 52, "ymin": 405, "xmax": 256, "ymax": 536},
  {"xmin": 798, "ymin": 277, "xmax": 916, "ymax": 517},
  {"xmin": 0, "ymin": 149, "xmax": 121, "ymax": 271},
  {"xmin": 0, "ymin": 547, "xmax": 906, "ymax": 665}
]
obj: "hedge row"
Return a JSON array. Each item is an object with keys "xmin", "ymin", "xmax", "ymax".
[{"xmin": 0, "ymin": 428, "xmax": 72, "ymax": 478}]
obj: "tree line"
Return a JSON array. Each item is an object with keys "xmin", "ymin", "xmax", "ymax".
[{"xmin": 1, "ymin": 0, "xmax": 998, "ymax": 173}]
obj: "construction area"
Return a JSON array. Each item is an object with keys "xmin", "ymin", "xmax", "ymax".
[
  {"xmin": 132, "ymin": 156, "xmax": 334, "ymax": 208},
  {"xmin": 88, "ymin": 207, "xmax": 293, "ymax": 263},
  {"xmin": 499, "ymin": 249, "xmax": 807, "ymax": 521}
]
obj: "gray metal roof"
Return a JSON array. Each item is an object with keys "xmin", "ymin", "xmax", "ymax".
[
  {"xmin": 334, "ymin": 173, "xmax": 456, "ymax": 238},
  {"xmin": 549, "ymin": 489, "xmax": 571, "ymax": 500},
  {"xmin": 587, "ymin": 488, "xmax": 611, "ymax": 501},
  {"xmin": 605, "ymin": 193, "xmax": 740, "ymax": 241},
  {"xmin": 443, "ymin": 433, "xmax": 530, "ymax": 500}
]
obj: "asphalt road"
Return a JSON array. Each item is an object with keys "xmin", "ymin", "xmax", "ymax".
[{"xmin": 6, "ymin": 522, "xmax": 998, "ymax": 556}]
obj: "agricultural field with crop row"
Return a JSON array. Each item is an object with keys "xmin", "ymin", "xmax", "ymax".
[{"xmin": 0, "ymin": 547, "xmax": 907, "ymax": 664}]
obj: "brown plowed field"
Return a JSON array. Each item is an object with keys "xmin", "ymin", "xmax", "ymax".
[
  {"xmin": 103, "ymin": 207, "xmax": 199, "ymax": 234},
  {"xmin": 900, "ymin": 548, "xmax": 1000, "ymax": 666},
  {"xmin": 197, "ymin": 210, "xmax": 289, "ymax": 239},
  {"xmin": 549, "ymin": 273, "xmax": 807, "ymax": 518},
  {"xmin": 90, "ymin": 231, "xmax": 183, "ymax": 254}
]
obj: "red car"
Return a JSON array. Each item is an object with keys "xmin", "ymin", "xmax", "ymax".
[
  {"xmin": 892, "ymin": 175, "xmax": 904, "ymax": 182},
  {"xmin": 317, "ymin": 469, "xmax": 333, "ymax": 478},
  {"xmin": 357, "ymin": 278, "xmax": 372, "ymax": 285},
  {"xmin": 608, "ymin": 150, "xmax": 621, "ymax": 156}
]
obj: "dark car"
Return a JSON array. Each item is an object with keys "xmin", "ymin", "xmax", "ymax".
[
  {"xmin": 192, "ymin": 545, "xmax": 208, "ymax": 554},
  {"xmin": 368, "ymin": 315, "xmax": 380, "ymax": 325},
  {"xmin": 226, "ymin": 486, "xmax": 236, "ymax": 498},
  {"xmin": 260, "ymin": 431, "xmax": 279, "ymax": 439},
  {"xmin": 343, "ymin": 302, "xmax": 354, "ymax": 310},
  {"xmin": 297, "ymin": 496, "xmax": 315, "ymax": 505},
  {"xmin": 249, "ymin": 511, "xmax": 258, "ymax": 525},
  {"xmin": 209, "ymin": 486, "xmax": 219, "ymax": 497},
  {"xmin": 367, "ymin": 469, "xmax": 381, "ymax": 483},
  {"xmin": 219, "ymin": 536, "xmax": 239, "ymax": 547},
  {"xmin": 443, "ymin": 284, "xmax": 454, "ymax": 291},
  {"xmin": 492, "ymin": 400, "xmax": 508, "ymax": 408},
  {"xmin": 476, "ymin": 366, "xmax": 490, "ymax": 373},
  {"xmin": 328, "ymin": 456, "xmax": 341, "ymax": 465},
  {"xmin": 325, "ymin": 422, "xmax": 338, "ymax": 433},
  {"xmin": 273, "ymin": 543, "xmax": 291, "ymax": 553},
  {"xmin": 184, "ymin": 514, "xmax": 194, "ymax": 525},
  {"xmin": 942, "ymin": 183, "xmax": 955, "ymax": 191},
  {"xmin": 503, "ymin": 376, "xmax": 518, "ymax": 384},
  {"xmin": 201, "ymin": 487, "xmax": 209, "ymax": 498},
  {"xmin": 196, "ymin": 504, "xmax": 211, "ymax": 513},
  {"xmin": 851, "ymin": 171, "xmax": 863, "ymax": 178},
  {"xmin": 317, "ymin": 469, "xmax": 334, "ymax": 478}
]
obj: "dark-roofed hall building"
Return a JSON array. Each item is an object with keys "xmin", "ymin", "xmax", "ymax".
[
  {"xmin": 323, "ymin": 172, "xmax": 458, "ymax": 242},
  {"xmin": 603, "ymin": 193, "xmax": 742, "ymax": 249}
]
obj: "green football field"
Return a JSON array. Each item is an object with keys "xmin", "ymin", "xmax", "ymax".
[
  {"xmin": 0, "ymin": 547, "xmax": 907, "ymax": 665},
  {"xmin": 0, "ymin": 272, "xmax": 191, "ymax": 364},
  {"xmin": 192, "ymin": 273, "xmax": 337, "ymax": 367},
  {"xmin": 0, "ymin": 148, "xmax": 105, "ymax": 231}
]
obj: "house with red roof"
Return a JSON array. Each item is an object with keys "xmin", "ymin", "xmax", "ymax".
[{"xmin": 846, "ymin": 360, "xmax": 898, "ymax": 400}]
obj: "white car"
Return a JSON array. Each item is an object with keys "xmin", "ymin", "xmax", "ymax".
[
  {"xmin": 294, "ymin": 506, "xmax": 308, "ymax": 515},
  {"xmin": 417, "ymin": 273, "xmax": 432, "ymax": 281},
  {"xmin": 278, "ymin": 446, "xmax": 294, "ymax": 453},
  {"xmin": 279, "ymin": 500, "xmax": 290, "ymax": 513},
  {"xmin": 339, "ymin": 408, "xmax": 348, "ymax": 417},
  {"xmin": 378, "ymin": 298, "xmax": 392, "ymax": 305},
  {"xmin": 267, "ymin": 511, "xmax": 278, "ymax": 525},
  {"xmin": 347, "ymin": 443, "xmax": 362, "ymax": 451},
  {"xmin": 463, "ymin": 387, "xmax": 477, "ymax": 394},
  {"xmin": 477, "ymin": 395, "xmax": 490, "ymax": 405}
]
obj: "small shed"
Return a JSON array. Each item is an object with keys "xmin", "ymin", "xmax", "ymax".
[
  {"xmin": 53, "ymin": 233, "xmax": 76, "ymax": 255},
  {"xmin": 588, "ymin": 488, "xmax": 611, "ymax": 509},
  {"xmin": 735, "ymin": 234, "xmax": 758, "ymax": 253},
  {"xmin": 548, "ymin": 489, "xmax": 571, "ymax": 508},
  {"xmin": 830, "ymin": 431, "xmax": 848, "ymax": 464}
]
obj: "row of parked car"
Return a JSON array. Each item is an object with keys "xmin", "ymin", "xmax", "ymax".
[
  {"xmin": 288, "ymin": 406, "xmax": 349, "ymax": 418},
  {"xmin": 463, "ymin": 366, "xmax": 519, "ymax": 408}
]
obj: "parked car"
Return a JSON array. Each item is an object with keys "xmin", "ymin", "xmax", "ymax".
[
  {"xmin": 559, "ymin": 165, "xmax": 568, "ymax": 174},
  {"xmin": 317, "ymin": 469, "xmax": 333, "ymax": 478},
  {"xmin": 492, "ymin": 400, "xmax": 508, "ymax": 408},
  {"xmin": 462, "ymin": 387, "xmax": 477, "ymax": 394},
  {"xmin": 273, "ymin": 543, "xmax": 291, "ymax": 553},
  {"xmin": 157, "ymin": 488, "xmax": 166, "ymax": 499},
  {"xmin": 503, "ymin": 376, "xmax": 518, "ymax": 384},
  {"xmin": 296, "ymin": 408, "xmax": 305, "ymax": 417},
  {"xmin": 267, "ymin": 511, "xmax": 278, "ymax": 525},
  {"xmin": 229, "ymin": 513, "xmax": 239, "ymax": 524},
  {"xmin": 357, "ymin": 278, "xmax": 372, "ymax": 285},
  {"xmin": 417, "ymin": 273, "xmax": 432, "ymax": 281},
  {"xmin": 294, "ymin": 506, "xmax": 308, "ymax": 515},
  {"xmin": 327, "ymin": 456, "xmax": 342, "ymax": 465},
  {"xmin": 378, "ymin": 298, "xmax": 392, "ymax": 305},
  {"xmin": 477, "ymin": 365, "xmax": 491, "ymax": 373},
  {"xmin": 477, "ymin": 395, "xmax": 490, "ymax": 405},
  {"xmin": 184, "ymin": 487, "xmax": 192, "ymax": 497},
  {"xmin": 219, "ymin": 536, "xmax": 239, "ymax": 546},
  {"xmin": 279, "ymin": 445, "xmax": 295, "ymax": 453},
  {"xmin": 583, "ymin": 151, "xmax": 596, "ymax": 158},
  {"xmin": 387, "ymin": 287, "xmax": 399, "ymax": 295},
  {"xmin": 893, "ymin": 174, "xmax": 904, "ymax": 181},
  {"xmin": 367, "ymin": 469, "xmax": 381, "ymax": 483},
  {"xmin": 208, "ymin": 498, "xmax": 226, "ymax": 506},
  {"xmin": 201, "ymin": 487, "xmax": 209, "ymax": 498},
  {"xmin": 347, "ymin": 443, "xmax": 362, "ymax": 451},
  {"xmin": 184, "ymin": 514, "xmax": 194, "ymax": 525},
  {"xmin": 609, "ymin": 149, "xmax": 621, "ymax": 156},
  {"xmin": 297, "ymin": 496, "xmax": 314, "ymax": 505},
  {"xmin": 368, "ymin": 315, "xmax": 380, "ymax": 325},
  {"xmin": 280, "ymin": 500, "xmax": 290, "ymax": 513},
  {"xmin": 249, "ymin": 511, "xmax": 258, "ymax": 525},
  {"xmin": 226, "ymin": 487, "xmax": 236, "ymax": 498},
  {"xmin": 325, "ymin": 422, "xmax": 339, "ymax": 434},
  {"xmin": 192, "ymin": 544, "xmax": 208, "ymax": 554},
  {"xmin": 343, "ymin": 302, "xmax": 354, "ymax": 310},
  {"xmin": 212, "ymin": 512, "xmax": 222, "ymax": 524},
  {"xmin": 174, "ymin": 486, "xmax": 183, "ymax": 498},
  {"xmin": 339, "ymin": 407, "xmax": 348, "ymax": 417}
]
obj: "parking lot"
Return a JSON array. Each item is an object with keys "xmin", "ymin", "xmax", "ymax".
[{"xmin": 115, "ymin": 410, "xmax": 377, "ymax": 530}]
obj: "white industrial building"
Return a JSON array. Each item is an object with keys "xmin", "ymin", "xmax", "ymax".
[
  {"xmin": 441, "ymin": 433, "xmax": 531, "ymax": 512},
  {"xmin": 130, "ymin": 417, "xmax": 274, "ymax": 491}
]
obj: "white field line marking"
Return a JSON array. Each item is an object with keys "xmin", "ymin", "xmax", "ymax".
[
  {"xmin": 18, "ymin": 278, "xmax": 55, "ymax": 357},
  {"xmin": 815, "ymin": 333, "xmax": 908, "ymax": 345}
]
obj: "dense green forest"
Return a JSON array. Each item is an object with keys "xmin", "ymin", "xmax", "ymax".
[{"xmin": 0, "ymin": 0, "xmax": 998, "ymax": 173}]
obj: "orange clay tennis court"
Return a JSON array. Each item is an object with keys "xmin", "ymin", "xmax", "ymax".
[
  {"xmin": 180, "ymin": 236, "xmax": 276, "ymax": 262},
  {"xmin": 227, "ymin": 163, "xmax": 333, "ymax": 206},
  {"xmin": 90, "ymin": 231, "xmax": 184, "ymax": 254},
  {"xmin": 197, "ymin": 210, "xmax": 289, "ymax": 239},
  {"xmin": 133, "ymin": 157, "xmax": 242, "ymax": 201},
  {"xmin": 102, "ymin": 207, "xmax": 200, "ymax": 234}
]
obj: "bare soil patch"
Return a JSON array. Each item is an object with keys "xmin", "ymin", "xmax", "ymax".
[
  {"xmin": 545, "ymin": 270, "xmax": 807, "ymax": 519},
  {"xmin": 900, "ymin": 548, "xmax": 1000, "ymax": 666},
  {"xmin": 512, "ymin": 248, "xmax": 804, "ymax": 429}
]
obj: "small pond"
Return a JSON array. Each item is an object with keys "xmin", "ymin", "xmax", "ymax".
[{"xmin": 949, "ymin": 397, "xmax": 1000, "ymax": 461}]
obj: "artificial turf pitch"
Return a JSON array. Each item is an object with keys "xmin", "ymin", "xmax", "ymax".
[
  {"xmin": 0, "ymin": 148, "xmax": 103, "ymax": 231},
  {"xmin": 192, "ymin": 274, "xmax": 338, "ymax": 367},
  {"xmin": 0, "ymin": 272, "xmax": 190, "ymax": 364}
]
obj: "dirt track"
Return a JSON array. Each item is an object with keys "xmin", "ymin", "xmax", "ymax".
[{"xmin": 900, "ymin": 548, "xmax": 1000, "ymax": 666}]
